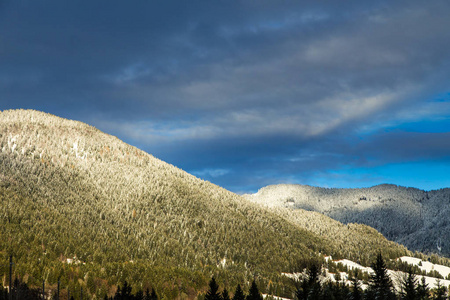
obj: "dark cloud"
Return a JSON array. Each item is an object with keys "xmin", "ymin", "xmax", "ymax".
[{"xmin": 1, "ymin": 1, "xmax": 450, "ymax": 192}]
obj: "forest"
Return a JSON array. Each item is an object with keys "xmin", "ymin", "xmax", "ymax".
[
  {"xmin": 0, "ymin": 110, "xmax": 449, "ymax": 299},
  {"xmin": 247, "ymin": 184, "xmax": 450, "ymax": 257},
  {"xmin": 1, "ymin": 254, "xmax": 449, "ymax": 299}
]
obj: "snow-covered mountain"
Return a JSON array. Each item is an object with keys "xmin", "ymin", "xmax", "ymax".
[{"xmin": 245, "ymin": 184, "xmax": 450, "ymax": 257}]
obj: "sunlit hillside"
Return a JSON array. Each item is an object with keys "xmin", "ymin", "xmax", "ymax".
[{"xmin": 0, "ymin": 109, "xmax": 437, "ymax": 299}]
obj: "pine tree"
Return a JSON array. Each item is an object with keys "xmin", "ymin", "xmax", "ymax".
[
  {"xmin": 416, "ymin": 277, "xmax": 429, "ymax": 300},
  {"xmin": 115, "ymin": 281, "xmax": 132, "ymax": 300},
  {"xmin": 295, "ymin": 264, "xmax": 321, "ymax": 300},
  {"xmin": 367, "ymin": 253, "xmax": 395, "ymax": 300},
  {"xmin": 400, "ymin": 269, "xmax": 417, "ymax": 300},
  {"xmin": 232, "ymin": 285, "xmax": 245, "ymax": 300},
  {"xmin": 350, "ymin": 270, "xmax": 362, "ymax": 300},
  {"xmin": 135, "ymin": 290, "xmax": 144, "ymax": 300},
  {"xmin": 222, "ymin": 288, "xmax": 231, "ymax": 300},
  {"xmin": 321, "ymin": 282, "xmax": 334, "ymax": 300},
  {"xmin": 144, "ymin": 288, "xmax": 151, "ymax": 300},
  {"xmin": 115, "ymin": 284, "xmax": 122, "ymax": 300},
  {"xmin": 295, "ymin": 278, "xmax": 308, "ymax": 300},
  {"xmin": 307, "ymin": 284, "xmax": 321, "ymax": 300},
  {"xmin": 150, "ymin": 288, "xmax": 158, "ymax": 300},
  {"xmin": 246, "ymin": 281, "xmax": 263, "ymax": 300},
  {"xmin": 433, "ymin": 280, "xmax": 447, "ymax": 300},
  {"xmin": 205, "ymin": 277, "xmax": 222, "ymax": 300}
]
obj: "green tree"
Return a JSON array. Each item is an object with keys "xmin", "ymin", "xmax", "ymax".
[
  {"xmin": 350, "ymin": 270, "xmax": 362, "ymax": 300},
  {"xmin": 232, "ymin": 285, "xmax": 245, "ymax": 300},
  {"xmin": 246, "ymin": 281, "xmax": 263, "ymax": 300},
  {"xmin": 433, "ymin": 280, "xmax": 447, "ymax": 300},
  {"xmin": 320, "ymin": 282, "xmax": 333, "ymax": 300},
  {"xmin": 416, "ymin": 277, "xmax": 429, "ymax": 300},
  {"xmin": 295, "ymin": 264, "xmax": 321, "ymax": 300},
  {"xmin": 135, "ymin": 290, "xmax": 144, "ymax": 300},
  {"xmin": 144, "ymin": 288, "xmax": 158, "ymax": 300},
  {"xmin": 367, "ymin": 253, "xmax": 395, "ymax": 300},
  {"xmin": 150, "ymin": 288, "xmax": 158, "ymax": 300},
  {"xmin": 144, "ymin": 288, "xmax": 151, "ymax": 300},
  {"xmin": 205, "ymin": 277, "xmax": 222, "ymax": 300},
  {"xmin": 115, "ymin": 281, "xmax": 132, "ymax": 300},
  {"xmin": 222, "ymin": 288, "xmax": 230, "ymax": 300},
  {"xmin": 333, "ymin": 281, "xmax": 350, "ymax": 300},
  {"xmin": 400, "ymin": 269, "xmax": 418, "ymax": 300}
]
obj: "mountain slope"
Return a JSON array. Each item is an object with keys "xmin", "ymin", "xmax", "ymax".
[
  {"xmin": 0, "ymin": 109, "xmax": 421, "ymax": 298},
  {"xmin": 245, "ymin": 184, "xmax": 450, "ymax": 258}
]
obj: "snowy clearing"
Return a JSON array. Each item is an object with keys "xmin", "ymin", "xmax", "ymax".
[{"xmin": 284, "ymin": 256, "xmax": 450, "ymax": 291}]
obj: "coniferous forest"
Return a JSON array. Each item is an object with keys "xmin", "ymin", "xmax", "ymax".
[
  {"xmin": 246, "ymin": 184, "xmax": 450, "ymax": 257},
  {"xmin": 1, "ymin": 110, "xmax": 449, "ymax": 299},
  {"xmin": 2, "ymin": 254, "xmax": 449, "ymax": 299}
]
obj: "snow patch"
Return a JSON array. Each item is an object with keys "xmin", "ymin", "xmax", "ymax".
[
  {"xmin": 283, "ymin": 257, "xmax": 450, "ymax": 291},
  {"xmin": 399, "ymin": 256, "xmax": 450, "ymax": 279},
  {"xmin": 262, "ymin": 294, "xmax": 292, "ymax": 300}
]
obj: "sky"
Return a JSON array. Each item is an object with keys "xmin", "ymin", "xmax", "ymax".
[{"xmin": 1, "ymin": 1, "xmax": 450, "ymax": 193}]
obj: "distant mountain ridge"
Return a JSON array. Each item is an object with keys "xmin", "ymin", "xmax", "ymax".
[
  {"xmin": 0, "ymin": 109, "xmax": 445, "ymax": 298},
  {"xmin": 245, "ymin": 184, "xmax": 450, "ymax": 257}
]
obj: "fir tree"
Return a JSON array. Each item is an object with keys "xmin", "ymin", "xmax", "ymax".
[
  {"xmin": 222, "ymin": 288, "xmax": 231, "ymax": 300},
  {"xmin": 144, "ymin": 288, "xmax": 158, "ymax": 300},
  {"xmin": 115, "ymin": 281, "xmax": 132, "ymax": 300},
  {"xmin": 144, "ymin": 288, "xmax": 151, "ymax": 300},
  {"xmin": 135, "ymin": 290, "xmax": 144, "ymax": 300},
  {"xmin": 233, "ymin": 285, "xmax": 245, "ymax": 300},
  {"xmin": 246, "ymin": 281, "xmax": 263, "ymax": 300},
  {"xmin": 367, "ymin": 253, "xmax": 395, "ymax": 300},
  {"xmin": 400, "ymin": 269, "xmax": 417, "ymax": 300},
  {"xmin": 320, "ymin": 282, "xmax": 333, "ymax": 300},
  {"xmin": 295, "ymin": 278, "xmax": 308, "ymax": 300},
  {"xmin": 350, "ymin": 270, "xmax": 362, "ymax": 300},
  {"xmin": 416, "ymin": 277, "xmax": 429, "ymax": 300},
  {"xmin": 337, "ymin": 281, "xmax": 350, "ymax": 300},
  {"xmin": 433, "ymin": 280, "xmax": 447, "ymax": 300},
  {"xmin": 150, "ymin": 288, "xmax": 158, "ymax": 300},
  {"xmin": 295, "ymin": 264, "xmax": 321, "ymax": 300},
  {"xmin": 205, "ymin": 277, "xmax": 222, "ymax": 300},
  {"xmin": 307, "ymin": 264, "xmax": 322, "ymax": 300}
]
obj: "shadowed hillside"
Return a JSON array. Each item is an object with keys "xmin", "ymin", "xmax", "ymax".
[{"xmin": 246, "ymin": 184, "xmax": 450, "ymax": 258}]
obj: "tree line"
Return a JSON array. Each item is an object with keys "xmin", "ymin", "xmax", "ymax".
[
  {"xmin": 1, "ymin": 254, "xmax": 449, "ymax": 300},
  {"xmin": 294, "ymin": 253, "xmax": 448, "ymax": 300}
]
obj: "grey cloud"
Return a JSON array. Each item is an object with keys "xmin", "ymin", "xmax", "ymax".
[{"xmin": 2, "ymin": 0, "xmax": 450, "ymax": 192}]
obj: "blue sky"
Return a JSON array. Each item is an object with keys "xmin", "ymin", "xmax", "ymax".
[{"xmin": 1, "ymin": 1, "xmax": 450, "ymax": 193}]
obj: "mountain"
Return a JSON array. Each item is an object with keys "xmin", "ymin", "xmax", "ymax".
[
  {"xmin": 0, "ymin": 109, "xmax": 442, "ymax": 298},
  {"xmin": 245, "ymin": 184, "xmax": 450, "ymax": 258}
]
